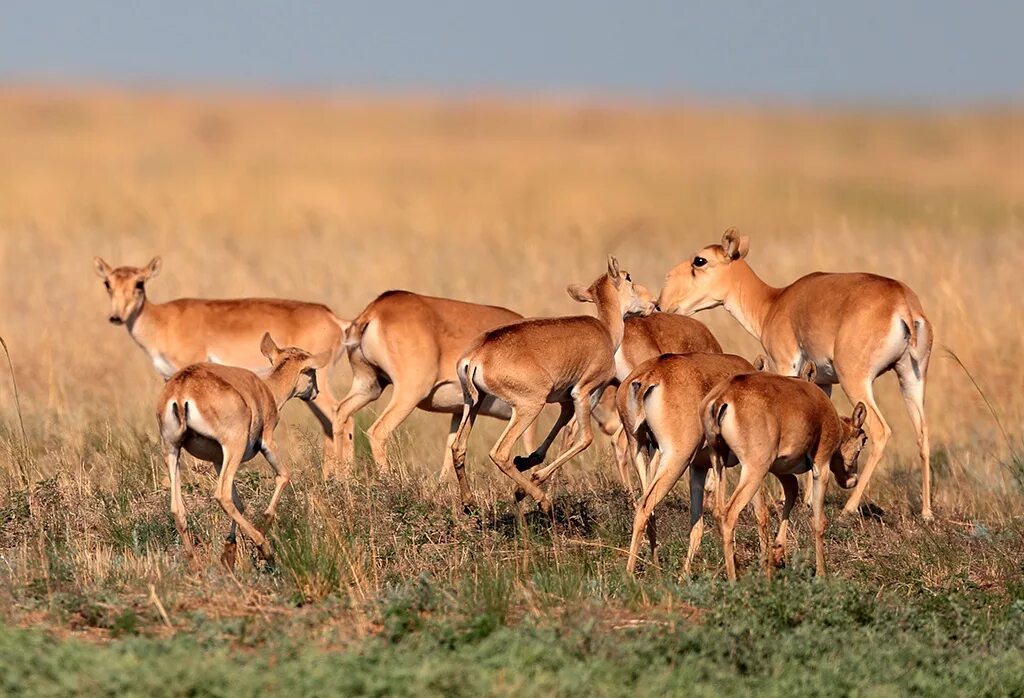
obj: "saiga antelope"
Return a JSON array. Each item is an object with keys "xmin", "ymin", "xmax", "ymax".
[
  {"xmin": 157, "ymin": 333, "xmax": 329, "ymax": 567},
  {"xmin": 95, "ymin": 257, "xmax": 349, "ymax": 454},
  {"xmin": 452, "ymin": 256, "xmax": 654, "ymax": 512},
  {"xmin": 700, "ymin": 370, "xmax": 867, "ymax": 580},
  {"xmin": 616, "ymin": 352, "xmax": 754, "ymax": 574},
  {"xmin": 658, "ymin": 229, "xmax": 933, "ymax": 519},
  {"xmin": 331, "ymin": 290, "xmax": 532, "ymax": 479}
]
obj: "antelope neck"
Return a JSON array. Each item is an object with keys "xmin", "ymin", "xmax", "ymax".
[
  {"xmin": 593, "ymin": 280, "xmax": 626, "ymax": 351},
  {"xmin": 262, "ymin": 364, "xmax": 301, "ymax": 409},
  {"xmin": 720, "ymin": 261, "xmax": 781, "ymax": 340}
]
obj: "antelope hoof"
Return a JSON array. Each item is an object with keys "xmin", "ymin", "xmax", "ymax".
[
  {"xmin": 220, "ymin": 541, "xmax": 238, "ymax": 570},
  {"xmin": 514, "ymin": 453, "xmax": 543, "ymax": 472},
  {"xmin": 772, "ymin": 544, "xmax": 787, "ymax": 568},
  {"xmin": 258, "ymin": 512, "xmax": 277, "ymax": 531},
  {"xmin": 461, "ymin": 499, "xmax": 479, "ymax": 516},
  {"xmin": 513, "ymin": 486, "xmax": 528, "ymax": 503},
  {"xmin": 256, "ymin": 543, "xmax": 274, "ymax": 563},
  {"xmin": 538, "ymin": 497, "xmax": 553, "ymax": 515},
  {"xmin": 922, "ymin": 508, "xmax": 934, "ymax": 522}
]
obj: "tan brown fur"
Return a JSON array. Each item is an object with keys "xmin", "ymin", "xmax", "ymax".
[
  {"xmin": 95, "ymin": 256, "xmax": 349, "ymax": 453},
  {"xmin": 330, "ymin": 290, "xmax": 530, "ymax": 478},
  {"xmin": 451, "ymin": 257, "xmax": 654, "ymax": 512},
  {"xmin": 699, "ymin": 372, "xmax": 867, "ymax": 580},
  {"xmin": 156, "ymin": 333, "xmax": 329, "ymax": 568},
  {"xmin": 658, "ymin": 229, "xmax": 932, "ymax": 519},
  {"xmin": 615, "ymin": 352, "xmax": 753, "ymax": 573}
]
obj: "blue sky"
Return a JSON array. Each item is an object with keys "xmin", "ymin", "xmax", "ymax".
[{"xmin": 2, "ymin": 1, "xmax": 1022, "ymax": 104}]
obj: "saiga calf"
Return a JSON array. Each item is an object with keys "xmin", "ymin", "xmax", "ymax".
[
  {"xmin": 616, "ymin": 352, "xmax": 755, "ymax": 573},
  {"xmin": 700, "ymin": 371, "xmax": 867, "ymax": 580},
  {"xmin": 157, "ymin": 333, "xmax": 329, "ymax": 568},
  {"xmin": 452, "ymin": 256, "xmax": 654, "ymax": 512}
]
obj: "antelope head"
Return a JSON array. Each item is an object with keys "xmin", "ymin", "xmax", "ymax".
[
  {"xmin": 567, "ymin": 255, "xmax": 656, "ymax": 318},
  {"xmin": 831, "ymin": 402, "xmax": 868, "ymax": 489},
  {"xmin": 94, "ymin": 256, "xmax": 162, "ymax": 326},
  {"xmin": 260, "ymin": 333, "xmax": 331, "ymax": 402},
  {"xmin": 657, "ymin": 228, "xmax": 750, "ymax": 315}
]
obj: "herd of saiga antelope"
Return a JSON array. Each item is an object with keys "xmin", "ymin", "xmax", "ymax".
[{"xmin": 93, "ymin": 229, "xmax": 931, "ymax": 581}]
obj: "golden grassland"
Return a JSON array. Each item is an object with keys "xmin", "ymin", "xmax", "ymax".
[
  {"xmin": 0, "ymin": 89, "xmax": 1023, "ymax": 679},
  {"xmin": 1, "ymin": 89, "xmax": 1021, "ymax": 502}
]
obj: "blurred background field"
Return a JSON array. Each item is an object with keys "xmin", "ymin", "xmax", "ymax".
[{"xmin": 1, "ymin": 88, "xmax": 1023, "ymax": 694}]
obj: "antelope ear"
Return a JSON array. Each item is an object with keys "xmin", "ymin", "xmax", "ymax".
[
  {"xmin": 260, "ymin": 332, "xmax": 280, "ymax": 363},
  {"xmin": 721, "ymin": 228, "xmax": 750, "ymax": 261},
  {"xmin": 143, "ymin": 256, "xmax": 162, "ymax": 280},
  {"xmin": 752, "ymin": 355, "xmax": 769, "ymax": 372},
  {"xmin": 94, "ymin": 257, "xmax": 112, "ymax": 279},
  {"xmin": 852, "ymin": 402, "xmax": 867, "ymax": 429},
  {"xmin": 607, "ymin": 255, "xmax": 621, "ymax": 281},
  {"xmin": 308, "ymin": 350, "xmax": 332, "ymax": 370},
  {"xmin": 799, "ymin": 361, "xmax": 817, "ymax": 382},
  {"xmin": 567, "ymin": 284, "xmax": 594, "ymax": 303}
]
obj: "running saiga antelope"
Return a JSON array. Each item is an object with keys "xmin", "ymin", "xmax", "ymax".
[
  {"xmin": 616, "ymin": 352, "xmax": 754, "ymax": 574},
  {"xmin": 700, "ymin": 370, "xmax": 867, "ymax": 580},
  {"xmin": 95, "ymin": 257, "xmax": 349, "ymax": 453},
  {"xmin": 157, "ymin": 333, "xmax": 329, "ymax": 567},
  {"xmin": 452, "ymin": 256, "xmax": 654, "ymax": 512},
  {"xmin": 331, "ymin": 290, "xmax": 532, "ymax": 479},
  {"xmin": 657, "ymin": 229, "xmax": 932, "ymax": 519}
]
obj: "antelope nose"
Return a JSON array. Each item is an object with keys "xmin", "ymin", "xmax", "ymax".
[{"xmin": 108, "ymin": 316, "xmax": 122, "ymax": 325}]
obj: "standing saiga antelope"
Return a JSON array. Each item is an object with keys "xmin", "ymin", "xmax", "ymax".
[
  {"xmin": 94, "ymin": 257, "xmax": 349, "ymax": 454},
  {"xmin": 157, "ymin": 333, "xmax": 329, "ymax": 568},
  {"xmin": 615, "ymin": 351, "xmax": 754, "ymax": 574},
  {"xmin": 658, "ymin": 229, "xmax": 933, "ymax": 519},
  {"xmin": 331, "ymin": 290, "xmax": 532, "ymax": 479},
  {"xmin": 452, "ymin": 256, "xmax": 655, "ymax": 512},
  {"xmin": 700, "ymin": 369, "xmax": 867, "ymax": 580}
]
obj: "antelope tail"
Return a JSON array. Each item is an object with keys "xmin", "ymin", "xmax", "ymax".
[
  {"xmin": 343, "ymin": 319, "xmax": 368, "ymax": 350},
  {"xmin": 167, "ymin": 400, "xmax": 189, "ymax": 441},
  {"xmin": 458, "ymin": 358, "xmax": 480, "ymax": 405},
  {"xmin": 706, "ymin": 400, "xmax": 728, "ymax": 443},
  {"xmin": 627, "ymin": 379, "xmax": 656, "ymax": 436},
  {"xmin": 898, "ymin": 295, "xmax": 932, "ymax": 379}
]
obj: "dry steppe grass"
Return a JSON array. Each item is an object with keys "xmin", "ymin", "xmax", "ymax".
[{"xmin": 0, "ymin": 89, "xmax": 1022, "ymax": 695}]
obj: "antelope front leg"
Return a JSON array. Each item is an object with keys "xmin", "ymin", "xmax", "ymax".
[
  {"xmin": 514, "ymin": 401, "xmax": 574, "ymax": 472},
  {"xmin": 773, "ymin": 473, "xmax": 799, "ymax": 567},
  {"xmin": 683, "ymin": 466, "xmax": 709, "ymax": 577},
  {"xmin": 260, "ymin": 439, "xmax": 291, "ymax": 521},
  {"xmin": 810, "ymin": 458, "xmax": 832, "ymax": 577},
  {"xmin": 527, "ymin": 386, "xmax": 601, "ymax": 489}
]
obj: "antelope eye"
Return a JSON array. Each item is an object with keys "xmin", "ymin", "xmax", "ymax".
[
  {"xmin": 135, "ymin": 280, "xmax": 145, "ymax": 291},
  {"xmin": 693, "ymin": 256, "xmax": 707, "ymax": 268},
  {"xmin": 625, "ymin": 273, "xmax": 631, "ymax": 282},
  {"xmin": 103, "ymin": 280, "xmax": 111, "ymax": 291}
]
